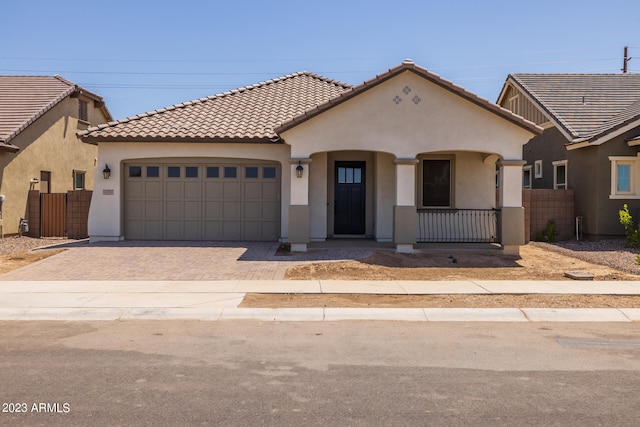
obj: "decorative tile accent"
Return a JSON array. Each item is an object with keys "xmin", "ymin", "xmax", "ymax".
[
  {"xmin": 412, "ymin": 95, "xmax": 421, "ymax": 105},
  {"xmin": 392, "ymin": 95, "xmax": 402, "ymax": 105},
  {"xmin": 402, "ymin": 85, "xmax": 412, "ymax": 95}
]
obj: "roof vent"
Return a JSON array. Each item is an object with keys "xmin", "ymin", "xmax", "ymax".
[{"xmin": 402, "ymin": 58, "xmax": 414, "ymax": 65}]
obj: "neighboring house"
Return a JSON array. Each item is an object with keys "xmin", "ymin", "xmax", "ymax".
[
  {"xmin": 497, "ymin": 74, "xmax": 640, "ymax": 239},
  {"xmin": 80, "ymin": 60, "xmax": 540, "ymax": 254},
  {"xmin": 0, "ymin": 75, "xmax": 112, "ymax": 236}
]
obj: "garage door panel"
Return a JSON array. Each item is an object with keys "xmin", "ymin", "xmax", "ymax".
[
  {"xmin": 165, "ymin": 201, "xmax": 182, "ymax": 219},
  {"xmin": 184, "ymin": 182, "xmax": 201, "ymax": 198},
  {"xmin": 205, "ymin": 201, "xmax": 222, "ymax": 219},
  {"xmin": 244, "ymin": 182, "xmax": 262, "ymax": 199},
  {"xmin": 263, "ymin": 201, "xmax": 280, "ymax": 220},
  {"xmin": 244, "ymin": 201, "xmax": 261, "ymax": 219},
  {"xmin": 146, "ymin": 181, "xmax": 162, "ymax": 198},
  {"xmin": 128, "ymin": 181, "xmax": 144, "ymax": 198},
  {"xmin": 145, "ymin": 221, "xmax": 162, "ymax": 239},
  {"xmin": 263, "ymin": 182, "xmax": 279, "ymax": 198},
  {"xmin": 165, "ymin": 221, "xmax": 183, "ymax": 240},
  {"xmin": 205, "ymin": 182, "xmax": 222, "ymax": 198},
  {"xmin": 166, "ymin": 182, "xmax": 182, "ymax": 198},
  {"xmin": 125, "ymin": 161, "xmax": 280, "ymax": 241},
  {"xmin": 126, "ymin": 200, "xmax": 143, "ymax": 219},
  {"xmin": 223, "ymin": 182, "xmax": 240, "ymax": 199},
  {"xmin": 223, "ymin": 202, "xmax": 240, "ymax": 219},
  {"xmin": 184, "ymin": 201, "xmax": 201, "ymax": 219},
  {"xmin": 222, "ymin": 221, "xmax": 240, "ymax": 240},
  {"xmin": 126, "ymin": 220, "xmax": 144, "ymax": 239},
  {"xmin": 145, "ymin": 201, "xmax": 162, "ymax": 219},
  {"xmin": 262, "ymin": 221, "xmax": 279, "ymax": 240},
  {"xmin": 184, "ymin": 221, "xmax": 201, "ymax": 240}
]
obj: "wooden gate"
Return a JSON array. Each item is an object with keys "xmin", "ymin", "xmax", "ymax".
[{"xmin": 40, "ymin": 193, "xmax": 67, "ymax": 237}]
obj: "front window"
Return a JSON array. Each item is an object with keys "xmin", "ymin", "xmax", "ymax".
[
  {"xmin": 78, "ymin": 100, "xmax": 88, "ymax": 122},
  {"xmin": 609, "ymin": 155, "xmax": 640, "ymax": 199},
  {"xmin": 73, "ymin": 170, "xmax": 85, "ymax": 190},
  {"xmin": 553, "ymin": 160, "xmax": 568, "ymax": 189},
  {"xmin": 534, "ymin": 160, "xmax": 543, "ymax": 178},
  {"xmin": 523, "ymin": 166, "xmax": 532, "ymax": 189},
  {"xmin": 422, "ymin": 159, "xmax": 451, "ymax": 207}
]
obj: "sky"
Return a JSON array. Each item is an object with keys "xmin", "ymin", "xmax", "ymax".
[{"xmin": 2, "ymin": 0, "xmax": 639, "ymax": 120}]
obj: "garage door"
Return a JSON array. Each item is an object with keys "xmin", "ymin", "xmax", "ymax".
[{"xmin": 124, "ymin": 161, "xmax": 280, "ymax": 240}]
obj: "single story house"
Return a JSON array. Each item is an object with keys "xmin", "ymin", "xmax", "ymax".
[
  {"xmin": 0, "ymin": 76, "xmax": 112, "ymax": 236},
  {"xmin": 80, "ymin": 60, "xmax": 541, "ymax": 254},
  {"xmin": 497, "ymin": 73, "xmax": 640, "ymax": 239}
]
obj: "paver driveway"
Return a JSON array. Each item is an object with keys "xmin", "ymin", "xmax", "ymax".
[{"xmin": 0, "ymin": 241, "xmax": 374, "ymax": 281}]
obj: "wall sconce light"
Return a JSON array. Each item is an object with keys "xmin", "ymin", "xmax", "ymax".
[
  {"xmin": 103, "ymin": 164, "xmax": 111, "ymax": 180},
  {"xmin": 296, "ymin": 161, "xmax": 304, "ymax": 178}
]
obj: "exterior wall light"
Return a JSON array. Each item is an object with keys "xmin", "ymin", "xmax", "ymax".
[
  {"xmin": 103, "ymin": 164, "xmax": 111, "ymax": 180},
  {"xmin": 296, "ymin": 161, "xmax": 304, "ymax": 178}
]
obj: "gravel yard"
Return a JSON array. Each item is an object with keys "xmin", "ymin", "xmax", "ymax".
[{"xmin": 0, "ymin": 236, "xmax": 70, "ymax": 256}]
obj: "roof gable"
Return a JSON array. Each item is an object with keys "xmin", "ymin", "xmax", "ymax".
[
  {"xmin": 276, "ymin": 60, "xmax": 541, "ymax": 135},
  {"xmin": 80, "ymin": 72, "xmax": 351, "ymax": 143},
  {"xmin": 502, "ymin": 73, "xmax": 640, "ymax": 145},
  {"xmin": 0, "ymin": 75, "xmax": 111, "ymax": 152}
]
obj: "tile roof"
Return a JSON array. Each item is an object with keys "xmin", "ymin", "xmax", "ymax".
[
  {"xmin": 507, "ymin": 74, "xmax": 640, "ymax": 144},
  {"xmin": 0, "ymin": 75, "xmax": 110, "ymax": 152},
  {"xmin": 80, "ymin": 72, "xmax": 351, "ymax": 143},
  {"xmin": 276, "ymin": 60, "xmax": 542, "ymax": 135}
]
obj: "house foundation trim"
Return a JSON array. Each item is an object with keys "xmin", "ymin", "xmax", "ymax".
[
  {"xmin": 288, "ymin": 205, "xmax": 310, "ymax": 252},
  {"xmin": 394, "ymin": 205, "xmax": 417, "ymax": 253}
]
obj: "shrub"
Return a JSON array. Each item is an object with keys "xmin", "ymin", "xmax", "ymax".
[
  {"xmin": 536, "ymin": 220, "xmax": 557, "ymax": 243},
  {"xmin": 619, "ymin": 204, "xmax": 640, "ymax": 248}
]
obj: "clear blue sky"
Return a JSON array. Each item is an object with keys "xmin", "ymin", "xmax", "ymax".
[{"xmin": 2, "ymin": 0, "xmax": 638, "ymax": 120}]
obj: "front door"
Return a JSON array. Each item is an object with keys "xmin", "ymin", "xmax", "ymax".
[{"xmin": 334, "ymin": 161, "xmax": 365, "ymax": 235}]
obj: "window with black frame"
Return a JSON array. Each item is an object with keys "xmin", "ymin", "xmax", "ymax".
[{"xmin": 422, "ymin": 159, "xmax": 451, "ymax": 207}]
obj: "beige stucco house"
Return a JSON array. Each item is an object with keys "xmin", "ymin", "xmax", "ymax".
[
  {"xmin": 0, "ymin": 76, "xmax": 112, "ymax": 236},
  {"xmin": 81, "ymin": 60, "xmax": 541, "ymax": 254}
]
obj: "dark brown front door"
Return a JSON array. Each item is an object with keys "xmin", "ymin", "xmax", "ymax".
[{"xmin": 334, "ymin": 161, "xmax": 365, "ymax": 235}]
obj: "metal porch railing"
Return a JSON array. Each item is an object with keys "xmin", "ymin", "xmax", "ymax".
[{"xmin": 417, "ymin": 208, "xmax": 500, "ymax": 243}]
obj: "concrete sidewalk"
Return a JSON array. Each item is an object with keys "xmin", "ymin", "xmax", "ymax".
[{"xmin": 1, "ymin": 279, "xmax": 639, "ymax": 322}]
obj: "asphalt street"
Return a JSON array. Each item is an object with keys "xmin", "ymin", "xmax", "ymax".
[{"xmin": 2, "ymin": 320, "xmax": 640, "ymax": 426}]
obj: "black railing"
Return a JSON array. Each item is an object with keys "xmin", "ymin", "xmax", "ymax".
[{"xmin": 417, "ymin": 208, "xmax": 500, "ymax": 243}]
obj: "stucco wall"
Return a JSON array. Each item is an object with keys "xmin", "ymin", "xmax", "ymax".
[
  {"xmin": 282, "ymin": 71, "xmax": 531, "ymax": 160},
  {"xmin": 88, "ymin": 142, "xmax": 291, "ymax": 241},
  {"xmin": 0, "ymin": 97, "xmax": 104, "ymax": 235}
]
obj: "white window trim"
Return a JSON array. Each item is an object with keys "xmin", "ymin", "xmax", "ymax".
[
  {"xmin": 523, "ymin": 165, "xmax": 532, "ymax": 189},
  {"xmin": 534, "ymin": 160, "xmax": 543, "ymax": 178},
  {"xmin": 552, "ymin": 160, "xmax": 568, "ymax": 190},
  {"xmin": 609, "ymin": 155, "xmax": 640, "ymax": 199}
]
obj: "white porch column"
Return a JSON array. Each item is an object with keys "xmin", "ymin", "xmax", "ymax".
[
  {"xmin": 394, "ymin": 158, "xmax": 419, "ymax": 253},
  {"xmin": 288, "ymin": 158, "xmax": 312, "ymax": 252},
  {"xmin": 498, "ymin": 159, "xmax": 526, "ymax": 256}
]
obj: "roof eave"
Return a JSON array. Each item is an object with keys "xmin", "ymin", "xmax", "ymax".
[
  {"xmin": 79, "ymin": 135, "xmax": 281, "ymax": 144},
  {"xmin": 277, "ymin": 62, "xmax": 542, "ymax": 136},
  {"xmin": 0, "ymin": 142, "xmax": 20, "ymax": 153},
  {"xmin": 567, "ymin": 117, "xmax": 640, "ymax": 150}
]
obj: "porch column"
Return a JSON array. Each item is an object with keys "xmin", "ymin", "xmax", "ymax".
[
  {"xmin": 394, "ymin": 158, "xmax": 419, "ymax": 253},
  {"xmin": 288, "ymin": 158, "xmax": 312, "ymax": 252},
  {"xmin": 498, "ymin": 160, "xmax": 526, "ymax": 256}
]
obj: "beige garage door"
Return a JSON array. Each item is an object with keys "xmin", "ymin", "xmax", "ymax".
[{"xmin": 124, "ymin": 161, "xmax": 280, "ymax": 241}]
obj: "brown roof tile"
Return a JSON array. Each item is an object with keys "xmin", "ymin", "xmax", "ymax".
[
  {"xmin": 507, "ymin": 74, "xmax": 640, "ymax": 143},
  {"xmin": 80, "ymin": 72, "xmax": 351, "ymax": 143},
  {"xmin": 0, "ymin": 75, "xmax": 111, "ymax": 152}
]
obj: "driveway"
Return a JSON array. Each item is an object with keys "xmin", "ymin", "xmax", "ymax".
[{"xmin": 0, "ymin": 240, "xmax": 374, "ymax": 281}]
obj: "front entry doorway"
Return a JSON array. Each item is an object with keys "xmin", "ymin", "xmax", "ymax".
[{"xmin": 334, "ymin": 161, "xmax": 365, "ymax": 235}]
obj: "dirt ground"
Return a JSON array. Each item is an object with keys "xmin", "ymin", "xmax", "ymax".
[
  {"xmin": 242, "ymin": 244, "xmax": 640, "ymax": 308},
  {"xmin": 0, "ymin": 250, "xmax": 64, "ymax": 275}
]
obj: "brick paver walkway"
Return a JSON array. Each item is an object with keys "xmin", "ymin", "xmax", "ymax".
[{"xmin": 0, "ymin": 241, "xmax": 374, "ymax": 281}]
